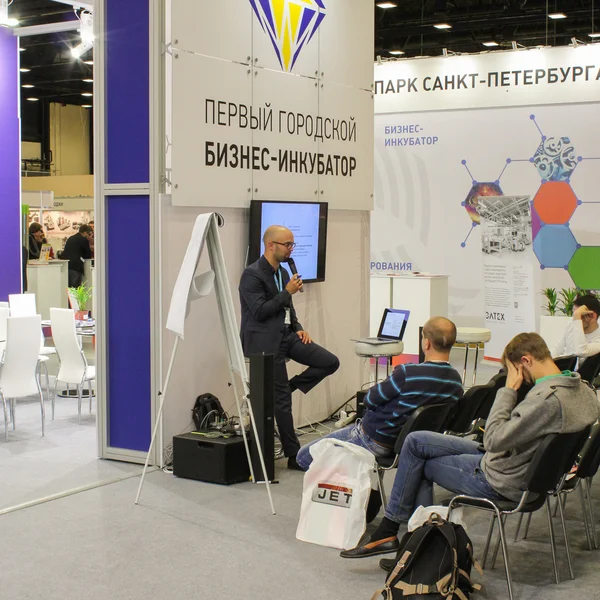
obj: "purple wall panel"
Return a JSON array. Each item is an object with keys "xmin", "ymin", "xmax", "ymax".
[
  {"xmin": 106, "ymin": 0, "xmax": 150, "ymax": 184},
  {"xmin": 0, "ymin": 28, "xmax": 21, "ymax": 300}
]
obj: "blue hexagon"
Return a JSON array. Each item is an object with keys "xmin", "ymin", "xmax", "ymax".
[
  {"xmin": 532, "ymin": 137, "xmax": 578, "ymax": 182},
  {"xmin": 533, "ymin": 225, "xmax": 578, "ymax": 268}
]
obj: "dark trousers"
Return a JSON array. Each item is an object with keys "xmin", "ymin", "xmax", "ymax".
[
  {"xmin": 68, "ymin": 269, "xmax": 83, "ymax": 288},
  {"xmin": 275, "ymin": 330, "xmax": 339, "ymax": 457}
]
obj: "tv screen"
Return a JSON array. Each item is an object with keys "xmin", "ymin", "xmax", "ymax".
[{"xmin": 248, "ymin": 200, "xmax": 328, "ymax": 283}]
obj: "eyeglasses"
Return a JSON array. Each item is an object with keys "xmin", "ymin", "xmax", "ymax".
[{"xmin": 272, "ymin": 241, "xmax": 296, "ymax": 250}]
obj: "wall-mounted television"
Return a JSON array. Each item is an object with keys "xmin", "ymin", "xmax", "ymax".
[{"xmin": 248, "ymin": 200, "xmax": 329, "ymax": 283}]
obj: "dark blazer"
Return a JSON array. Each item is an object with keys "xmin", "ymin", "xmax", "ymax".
[
  {"xmin": 61, "ymin": 233, "xmax": 92, "ymax": 273},
  {"xmin": 239, "ymin": 256, "xmax": 303, "ymax": 356}
]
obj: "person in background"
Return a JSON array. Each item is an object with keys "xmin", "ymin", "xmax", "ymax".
[
  {"xmin": 22, "ymin": 245, "xmax": 28, "ymax": 292},
  {"xmin": 61, "ymin": 224, "xmax": 93, "ymax": 288},
  {"xmin": 239, "ymin": 225, "xmax": 340, "ymax": 470},
  {"xmin": 28, "ymin": 222, "xmax": 45, "ymax": 260},
  {"xmin": 88, "ymin": 220, "xmax": 95, "ymax": 256},
  {"xmin": 553, "ymin": 294, "xmax": 600, "ymax": 367},
  {"xmin": 340, "ymin": 332, "xmax": 600, "ymax": 559}
]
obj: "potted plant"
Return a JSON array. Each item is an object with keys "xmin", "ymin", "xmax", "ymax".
[
  {"xmin": 559, "ymin": 287, "xmax": 579, "ymax": 317},
  {"xmin": 68, "ymin": 284, "xmax": 92, "ymax": 320},
  {"xmin": 539, "ymin": 287, "xmax": 571, "ymax": 351}
]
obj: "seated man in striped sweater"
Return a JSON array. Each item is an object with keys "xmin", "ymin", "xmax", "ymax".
[{"xmin": 296, "ymin": 317, "xmax": 463, "ymax": 472}]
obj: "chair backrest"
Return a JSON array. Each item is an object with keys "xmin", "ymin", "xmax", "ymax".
[
  {"xmin": 577, "ymin": 353, "xmax": 600, "ymax": 387},
  {"xmin": 0, "ymin": 307, "xmax": 9, "ymax": 341},
  {"xmin": 50, "ymin": 308, "xmax": 86, "ymax": 384},
  {"xmin": 524, "ymin": 427, "xmax": 592, "ymax": 494},
  {"xmin": 394, "ymin": 402, "xmax": 456, "ymax": 454},
  {"xmin": 488, "ymin": 371, "xmax": 507, "ymax": 392},
  {"xmin": 445, "ymin": 383, "xmax": 495, "ymax": 433},
  {"xmin": 8, "ymin": 293, "xmax": 37, "ymax": 317},
  {"xmin": 554, "ymin": 355, "xmax": 578, "ymax": 372},
  {"xmin": 0, "ymin": 315, "xmax": 42, "ymax": 398},
  {"xmin": 577, "ymin": 422, "xmax": 600, "ymax": 479}
]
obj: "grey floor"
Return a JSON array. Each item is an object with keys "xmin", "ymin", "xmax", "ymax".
[{"xmin": 2, "ymin": 349, "xmax": 600, "ymax": 598}]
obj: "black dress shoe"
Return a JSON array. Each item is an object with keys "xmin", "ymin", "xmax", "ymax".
[
  {"xmin": 340, "ymin": 535, "xmax": 400, "ymax": 559},
  {"xmin": 287, "ymin": 456, "xmax": 304, "ymax": 471},
  {"xmin": 379, "ymin": 556, "xmax": 397, "ymax": 572}
]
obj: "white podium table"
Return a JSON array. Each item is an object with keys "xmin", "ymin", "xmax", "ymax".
[
  {"xmin": 27, "ymin": 260, "xmax": 69, "ymax": 319},
  {"xmin": 370, "ymin": 274, "xmax": 449, "ymax": 359}
]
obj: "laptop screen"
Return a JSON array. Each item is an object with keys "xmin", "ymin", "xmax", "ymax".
[{"xmin": 378, "ymin": 308, "xmax": 410, "ymax": 340}]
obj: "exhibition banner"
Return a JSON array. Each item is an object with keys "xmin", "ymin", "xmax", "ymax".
[
  {"xmin": 478, "ymin": 195, "xmax": 536, "ymax": 359},
  {"xmin": 373, "ymin": 46, "xmax": 600, "ymax": 325},
  {"xmin": 169, "ymin": 0, "xmax": 374, "ymax": 210}
]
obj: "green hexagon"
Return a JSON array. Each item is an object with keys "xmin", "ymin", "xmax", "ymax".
[{"xmin": 568, "ymin": 247, "xmax": 600, "ymax": 289}]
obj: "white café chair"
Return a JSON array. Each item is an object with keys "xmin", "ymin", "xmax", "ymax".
[
  {"xmin": 8, "ymin": 292, "xmax": 54, "ymax": 398},
  {"xmin": 0, "ymin": 306, "xmax": 8, "ymax": 360},
  {"xmin": 0, "ymin": 315, "xmax": 46, "ymax": 441},
  {"xmin": 50, "ymin": 308, "xmax": 95, "ymax": 423}
]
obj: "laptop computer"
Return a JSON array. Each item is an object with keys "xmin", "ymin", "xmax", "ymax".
[{"xmin": 353, "ymin": 308, "xmax": 410, "ymax": 345}]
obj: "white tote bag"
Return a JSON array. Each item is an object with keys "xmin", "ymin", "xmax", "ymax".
[{"xmin": 296, "ymin": 438, "xmax": 376, "ymax": 550}]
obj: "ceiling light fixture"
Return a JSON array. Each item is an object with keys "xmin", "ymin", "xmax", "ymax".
[
  {"xmin": 482, "ymin": 41, "xmax": 499, "ymax": 47},
  {"xmin": 84, "ymin": 60, "xmax": 93, "ymax": 65},
  {"xmin": 0, "ymin": 0, "xmax": 18, "ymax": 27},
  {"xmin": 81, "ymin": 92, "xmax": 93, "ymax": 97},
  {"xmin": 83, "ymin": 78, "xmax": 93, "ymax": 82},
  {"xmin": 548, "ymin": 12, "xmax": 567, "ymax": 19},
  {"xmin": 82, "ymin": 104, "xmax": 92, "ymax": 108},
  {"xmin": 376, "ymin": 2, "xmax": 397, "ymax": 8},
  {"xmin": 20, "ymin": 68, "xmax": 30, "ymax": 72},
  {"xmin": 22, "ymin": 84, "xmax": 34, "ymax": 88},
  {"xmin": 71, "ymin": 10, "xmax": 94, "ymax": 59},
  {"xmin": 26, "ymin": 97, "xmax": 39, "ymax": 102},
  {"xmin": 19, "ymin": 47, "xmax": 25, "ymax": 52},
  {"xmin": 434, "ymin": 23, "xmax": 452, "ymax": 30},
  {"xmin": 589, "ymin": 32, "xmax": 600, "ymax": 38},
  {"xmin": 389, "ymin": 49, "xmax": 404, "ymax": 55}
]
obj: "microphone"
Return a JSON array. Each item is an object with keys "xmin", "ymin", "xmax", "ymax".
[{"xmin": 286, "ymin": 257, "xmax": 304, "ymax": 293}]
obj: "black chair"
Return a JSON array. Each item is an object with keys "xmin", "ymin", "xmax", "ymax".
[
  {"xmin": 577, "ymin": 352, "xmax": 600, "ymax": 390},
  {"xmin": 447, "ymin": 427, "xmax": 591, "ymax": 600},
  {"xmin": 555, "ymin": 355, "xmax": 578, "ymax": 372},
  {"xmin": 375, "ymin": 402, "xmax": 456, "ymax": 509},
  {"xmin": 445, "ymin": 383, "xmax": 495, "ymax": 435}
]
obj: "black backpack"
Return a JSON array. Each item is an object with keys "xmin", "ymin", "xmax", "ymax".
[
  {"xmin": 372, "ymin": 514, "xmax": 482, "ymax": 600},
  {"xmin": 192, "ymin": 393, "xmax": 225, "ymax": 430}
]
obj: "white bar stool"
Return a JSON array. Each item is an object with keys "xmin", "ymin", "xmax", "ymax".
[
  {"xmin": 455, "ymin": 327, "xmax": 492, "ymax": 387},
  {"xmin": 354, "ymin": 340, "xmax": 404, "ymax": 383}
]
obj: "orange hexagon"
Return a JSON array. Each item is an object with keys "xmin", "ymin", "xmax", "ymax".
[{"xmin": 533, "ymin": 181, "xmax": 578, "ymax": 225}]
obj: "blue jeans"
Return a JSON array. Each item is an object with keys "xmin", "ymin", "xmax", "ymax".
[
  {"xmin": 296, "ymin": 420, "xmax": 393, "ymax": 471},
  {"xmin": 385, "ymin": 431, "xmax": 506, "ymax": 523}
]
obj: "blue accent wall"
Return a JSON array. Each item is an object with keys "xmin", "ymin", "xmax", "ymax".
[
  {"xmin": 106, "ymin": 0, "xmax": 150, "ymax": 184},
  {"xmin": 106, "ymin": 195, "xmax": 151, "ymax": 451}
]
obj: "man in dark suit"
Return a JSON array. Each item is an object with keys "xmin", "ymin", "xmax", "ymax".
[
  {"xmin": 61, "ymin": 224, "xmax": 93, "ymax": 288},
  {"xmin": 239, "ymin": 225, "xmax": 339, "ymax": 470}
]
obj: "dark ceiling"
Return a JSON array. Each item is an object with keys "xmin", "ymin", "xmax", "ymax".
[{"xmin": 375, "ymin": 0, "xmax": 599, "ymax": 57}]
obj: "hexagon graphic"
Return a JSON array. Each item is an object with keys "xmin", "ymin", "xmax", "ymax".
[
  {"xmin": 568, "ymin": 247, "xmax": 600, "ymax": 289},
  {"xmin": 463, "ymin": 182, "xmax": 503, "ymax": 224},
  {"xmin": 532, "ymin": 136, "xmax": 577, "ymax": 181},
  {"xmin": 532, "ymin": 225, "xmax": 578, "ymax": 268},
  {"xmin": 533, "ymin": 182, "xmax": 578, "ymax": 225}
]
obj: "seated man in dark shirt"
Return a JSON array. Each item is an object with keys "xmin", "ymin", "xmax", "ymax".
[{"xmin": 296, "ymin": 317, "xmax": 464, "ymax": 470}]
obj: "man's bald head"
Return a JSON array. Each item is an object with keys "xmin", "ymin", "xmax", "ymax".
[
  {"xmin": 423, "ymin": 317, "xmax": 457, "ymax": 353},
  {"xmin": 263, "ymin": 225, "xmax": 292, "ymax": 245}
]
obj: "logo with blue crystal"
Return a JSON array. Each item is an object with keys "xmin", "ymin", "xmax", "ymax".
[{"xmin": 249, "ymin": 0, "xmax": 327, "ymax": 72}]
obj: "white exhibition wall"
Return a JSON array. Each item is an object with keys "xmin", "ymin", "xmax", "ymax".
[
  {"xmin": 160, "ymin": 0, "xmax": 375, "ymax": 441},
  {"xmin": 373, "ymin": 46, "xmax": 600, "ymax": 332}
]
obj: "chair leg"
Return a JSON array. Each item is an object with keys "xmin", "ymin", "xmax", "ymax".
[
  {"xmin": 579, "ymin": 484, "xmax": 594, "ymax": 551},
  {"xmin": 523, "ymin": 512, "xmax": 533, "ymax": 539},
  {"xmin": 472, "ymin": 344, "xmax": 480, "ymax": 387},
  {"xmin": 495, "ymin": 508, "xmax": 515, "ymax": 600},
  {"xmin": 77, "ymin": 385, "xmax": 82, "ymax": 425},
  {"xmin": 482, "ymin": 514, "xmax": 496, "ymax": 569},
  {"xmin": 461, "ymin": 345, "xmax": 469, "ymax": 386},
  {"xmin": 1, "ymin": 392, "xmax": 8, "ymax": 442},
  {"xmin": 545, "ymin": 496, "xmax": 561, "ymax": 584},
  {"xmin": 11, "ymin": 398, "xmax": 16, "ymax": 430},
  {"xmin": 514, "ymin": 513, "xmax": 524, "ymax": 542},
  {"xmin": 88, "ymin": 378, "xmax": 92, "ymax": 413},
  {"xmin": 44, "ymin": 362, "xmax": 50, "ymax": 410},
  {"xmin": 39, "ymin": 390, "xmax": 45, "ymax": 438},
  {"xmin": 376, "ymin": 468, "xmax": 388, "ymax": 511},
  {"xmin": 586, "ymin": 478, "xmax": 598, "ymax": 549},
  {"xmin": 491, "ymin": 514, "xmax": 508, "ymax": 569},
  {"xmin": 557, "ymin": 492, "xmax": 575, "ymax": 580}
]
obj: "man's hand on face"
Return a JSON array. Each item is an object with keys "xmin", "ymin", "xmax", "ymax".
[
  {"xmin": 506, "ymin": 360, "xmax": 523, "ymax": 391},
  {"xmin": 573, "ymin": 305, "xmax": 594, "ymax": 321}
]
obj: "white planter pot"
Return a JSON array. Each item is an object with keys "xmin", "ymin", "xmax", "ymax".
[{"xmin": 540, "ymin": 316, "xmax": 571, "ymax": 353}]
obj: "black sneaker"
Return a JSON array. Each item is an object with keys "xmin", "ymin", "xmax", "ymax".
[{"xmin": 287, "ymin": 456, "xmax": 304, "ymax": 471}]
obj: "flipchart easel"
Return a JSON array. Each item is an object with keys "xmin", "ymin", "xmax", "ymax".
[{"xmin": 135, "ymin": 212, "xmax": 275, "ymax": 514}]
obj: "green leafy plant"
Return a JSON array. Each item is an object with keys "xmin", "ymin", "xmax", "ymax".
[
  {"xmin": 69, "ymin": 284, "xmax": 92, "ymax": 311},
  {"xmin": 559, "ymin": 287, "xmax": 579, "ymax": 317},
  {"xmin": 542, "ymin": 287, "xmax": 559, "ymax": 316}
]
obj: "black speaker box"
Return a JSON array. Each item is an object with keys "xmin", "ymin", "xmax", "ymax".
[{"xmin": 173, "ymin": 433, "xmax": 250, "ymax": 485}]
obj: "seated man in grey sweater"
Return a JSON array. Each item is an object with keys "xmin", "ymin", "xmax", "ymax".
[{"xmin": 341, "ymin": 332, "xmax": 600, "ymax": 559}]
